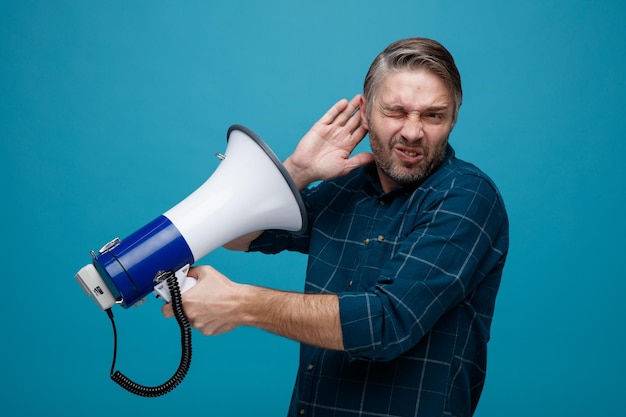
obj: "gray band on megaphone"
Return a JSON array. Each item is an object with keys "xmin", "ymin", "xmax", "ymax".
[{"xmin": 227, "ymin": 124, "xmax": 308, "ymax": 234}]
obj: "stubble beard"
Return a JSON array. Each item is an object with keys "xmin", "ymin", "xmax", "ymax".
[{"xmin": 370, "ymin": 132, "xmax": 448, "ymax": 187}]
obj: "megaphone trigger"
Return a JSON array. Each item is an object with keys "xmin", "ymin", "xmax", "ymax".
[{"xmin": 153, "ymin": 264, "xmax": 197, "ymax": 303}]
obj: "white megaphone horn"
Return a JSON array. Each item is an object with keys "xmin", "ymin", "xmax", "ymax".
[{"xmin": 75, "ymin": 125, "xmax": 307, "ymax": 310}]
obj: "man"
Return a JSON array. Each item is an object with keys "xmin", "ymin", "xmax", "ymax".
[{"xmin": 164, "ymin": 37, "xmax": 509, "ymax": 416}]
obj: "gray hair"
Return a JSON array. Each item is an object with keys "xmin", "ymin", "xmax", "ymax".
[{"xmin": 363, "ymin": 38, "xmax": 463, "ymax": 124}]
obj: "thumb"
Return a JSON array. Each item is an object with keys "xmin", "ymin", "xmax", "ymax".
[{"xmin": 345, "ymin": 152, "xmax": 375, "ymax": 173}]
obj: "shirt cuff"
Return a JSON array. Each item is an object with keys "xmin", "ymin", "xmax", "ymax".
[{"xmin": 338, "ymin": 292, "xmax": 386, "ymax": 361}]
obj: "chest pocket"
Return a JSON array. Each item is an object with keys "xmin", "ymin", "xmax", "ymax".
[{"xmin": 349, "ymin": 233, "xmax": 400, "ymax": 291}]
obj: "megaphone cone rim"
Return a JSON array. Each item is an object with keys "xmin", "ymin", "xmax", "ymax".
[{"xmin": 227, "ymin": 124, "xmax": 308, "ymax": 234}]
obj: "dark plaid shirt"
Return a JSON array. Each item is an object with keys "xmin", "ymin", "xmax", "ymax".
[{"xmin": 249, "ymin": 145, "xmax": 509, "ymax": 417}]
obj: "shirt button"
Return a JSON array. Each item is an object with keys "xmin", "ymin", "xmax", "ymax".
[
  {"xmin": 377, "ymin": 234, "xmax": 385, "ymax": 242},
  {"xmin": 364, "ymin": 238, "xmax": 369, "ymax": 245},
  {"xmin": 299, "ymin": 409, "xmax": 305, "ymax": 415},
  {"xmin": 379, "ymin": 200, "xmax": 385, "ymax": 206},
  {"xmin": 307, "ymin": 364, "xmax": 314, "ymax": 371}
]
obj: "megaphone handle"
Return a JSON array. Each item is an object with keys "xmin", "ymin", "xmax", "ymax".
[{"xmin": 154, "ymin": 264, "xmax": 197, "ymax": 302}]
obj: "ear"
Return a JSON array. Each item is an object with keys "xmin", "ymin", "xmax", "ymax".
[{"xmin": 359, "ymin": 95, "xmax": 369, "ymax": 130}]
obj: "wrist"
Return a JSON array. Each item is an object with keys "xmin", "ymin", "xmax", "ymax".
[
  {"xmin": 283, "ymin": 156, "xmax": 314, "ymax": 191},
  {"xmin": 236, "ymin": 284, "xmax": 267, "ymax": 327}
]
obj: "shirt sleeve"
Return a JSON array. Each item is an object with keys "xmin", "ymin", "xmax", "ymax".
[
  {"xmin": 247, "ymin": 182, "xmax": 331, "ymax": 255},
  {"xmin": 247, "ymin": 229, "xmax": 310, "ymax": 254},
  {"xmin": 339, "ymin": 173, "xmax": 509, "ymax": 362},
  {"xmin": 247, "ymin": 191, "xmax": 317, "ymax": 255}
]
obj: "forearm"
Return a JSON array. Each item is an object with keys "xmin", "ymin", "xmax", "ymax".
[
  {"xmin": 238, "ymin": 284, "xmax": 344, "ymax": 351},
  {"xmin": 222, "ymin": 231, "xmax": 263, "ymax": 251}
]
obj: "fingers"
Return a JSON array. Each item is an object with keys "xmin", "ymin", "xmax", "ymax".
[
  {"xmin": 347, "ymin": 151, "xmax": 375, "ymax": 171},
  {"xmin": 350, "ymin": 120, "xmax": 368, "ymax": 140},
  {"xmin": 162, "ymin": 302, "xmax": 173, "ymax": 318},
  {"xmin": 187, "ymin": 264, "xmax": 213, "ymax": 280},
  {"xmin": 162, "ymin": 265, "xmax": 207, "ymax": 319},
  {"xmin": 346, "ymin": 94, "xmax": 362, "ymax": 115},
  {"xmin": 338, "ymin": 95, "xmax": 362, "ymax": 128},
  {"xmin": 318, "ymin": 98, "xmax": 348, "ymax": 125},
  {"xmin": 319, "ymin": 94, "xmax": 362, "ymax": 127},
  {"xmin": 186, "ymin": 266, "xmax": 201, "ymax": 279},
  {"xmin": 344, "ymin": 108, "xmax": 363, "ymax": 134}
]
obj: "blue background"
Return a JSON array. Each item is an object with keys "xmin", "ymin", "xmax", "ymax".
[{"xmin": 1, "ymin": 1, "xmax": 624, "ymax": 416}]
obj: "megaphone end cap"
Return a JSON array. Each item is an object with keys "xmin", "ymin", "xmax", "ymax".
[{"xmin": 75, "ymin": 264, "xmax": 116, "ymax": 310}]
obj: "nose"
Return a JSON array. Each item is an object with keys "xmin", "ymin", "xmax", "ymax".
[{"xmin": 400, "ymin": 114, "xmax": 424, "ymax": 142}]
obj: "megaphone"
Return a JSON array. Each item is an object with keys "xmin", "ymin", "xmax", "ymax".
[
  {"xmin": 75, "ymin": 125, "xmax": 306, "ymax": 311},
  {"xmin": 74, "ymin": 125, "xmax": 306, "ymax": 397}
]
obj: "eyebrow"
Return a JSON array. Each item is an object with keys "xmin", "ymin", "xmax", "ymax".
[
  {"xmin": 422, "ymin": 106, "xmax": 449, "ymax": 113},
  {"xmin": 380, "ymin": 103, "xmax": 450, "ymax": 113}
]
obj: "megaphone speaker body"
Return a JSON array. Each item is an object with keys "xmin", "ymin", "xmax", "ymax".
[{"xmin": 76, "ymin": 125, "xmax": 306, "ymax": 310}]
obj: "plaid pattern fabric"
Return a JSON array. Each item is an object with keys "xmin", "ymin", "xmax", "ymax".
[{"xmin": 249, "ymin": 145, "xmax": 509, "ymax": 417}]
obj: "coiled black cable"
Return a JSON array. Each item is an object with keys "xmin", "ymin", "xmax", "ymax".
[{"xmin": 106, "ymin": 271, "xmax": 192, "ymax": 397}]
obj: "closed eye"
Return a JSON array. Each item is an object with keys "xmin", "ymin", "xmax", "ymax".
[{"xmin": 380, "ymin": 107, "xmax": 406, "ymax": 119}]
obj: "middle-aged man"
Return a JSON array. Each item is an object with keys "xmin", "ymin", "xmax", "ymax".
[{"xmin": 164, "ymin": 37, "xmax": 510, "ymax": 417}]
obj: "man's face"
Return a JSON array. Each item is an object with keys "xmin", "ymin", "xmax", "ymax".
[{"xmin": 361, "ymin": 69, "xmax": 456, "ymax": 193}]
